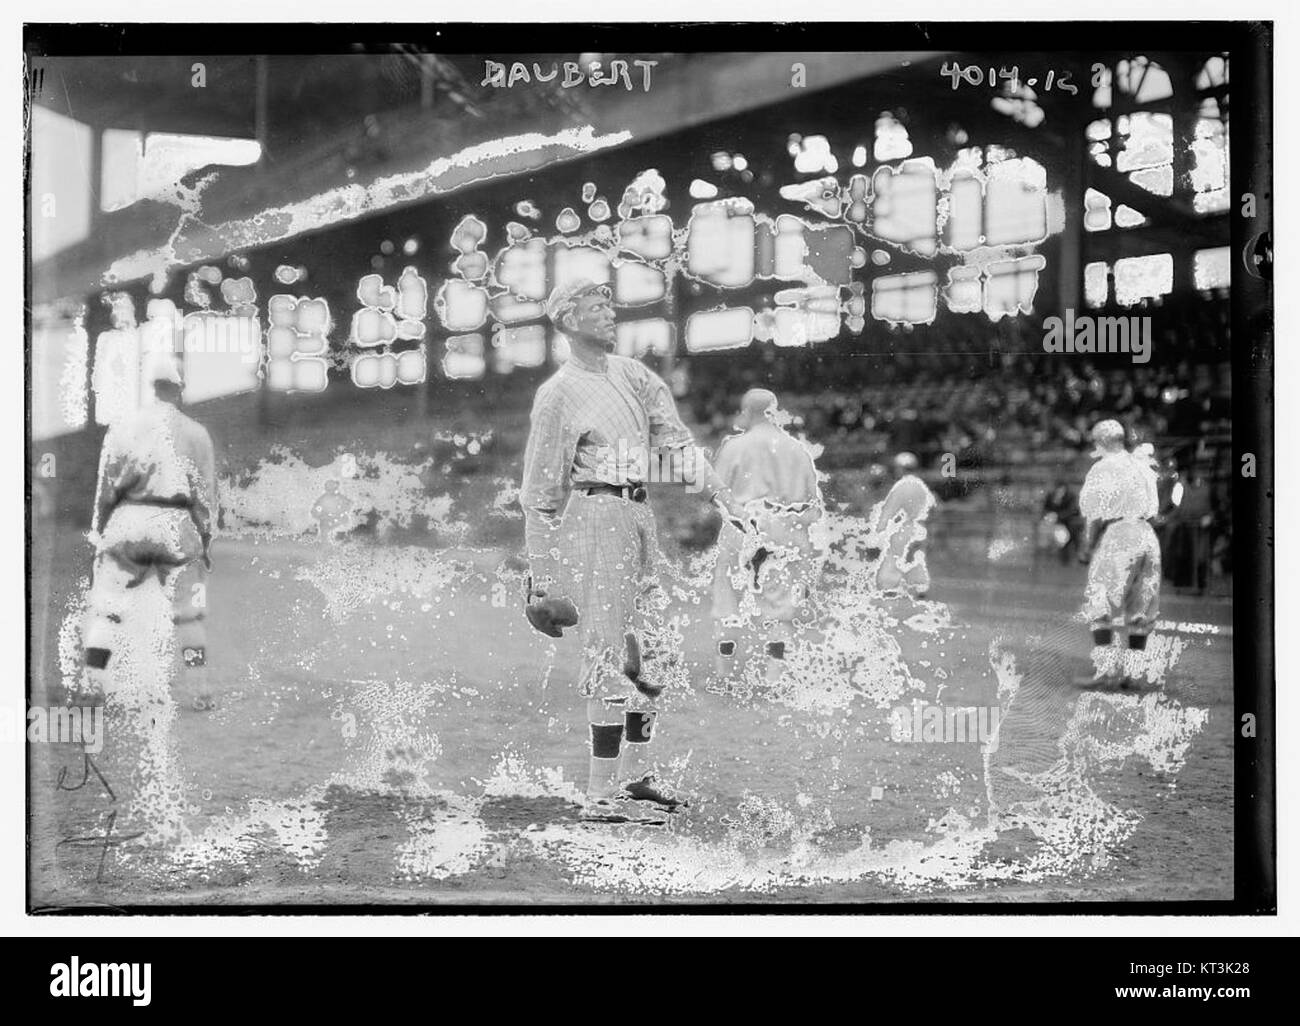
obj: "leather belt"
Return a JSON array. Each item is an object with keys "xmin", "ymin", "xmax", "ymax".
[
  {"xmin": 121, "ymin": 495, "xmax": 192, "ymax": 509},
  {"xmin": 582, "ymin": 483, "xmax": 648, "ymax": 502},
  {"xmin": 1097, "ymin": 516, "xmax": 1154, "ymax": 538},
  {"xmin": 762, "ymin": 498, "xmax": 813, "ymax": 514}
]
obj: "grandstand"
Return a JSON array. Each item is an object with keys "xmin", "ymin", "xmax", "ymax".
[{"xmin": 31, "ymin": 47, "xmax": 1240, "ymax": 587}]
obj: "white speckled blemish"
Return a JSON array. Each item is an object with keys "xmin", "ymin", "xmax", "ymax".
[{"xmin": 105, "ymin": 127, "xmax": 633, "ymax": 292}]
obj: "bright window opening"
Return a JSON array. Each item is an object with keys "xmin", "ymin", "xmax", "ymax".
[
  {"xmin": 101, "ymin": 130, "xmax": 261, "ymax": 213},
  {"xmin": 1113, "ymin": 253, "xmax": 1173, "ymax": 306}
]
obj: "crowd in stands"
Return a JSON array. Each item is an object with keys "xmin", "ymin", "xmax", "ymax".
[{"xmin": 678, "ymin": 302, "xmax": 1233, "ymax": 587}]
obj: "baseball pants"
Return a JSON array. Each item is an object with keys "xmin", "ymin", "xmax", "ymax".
[
  {"xmin": 1082, "ymin": 519, "xmax": 1161, "ymax": 632},
  {"xmin": 83, "ymin": 504, "xmax": 208, "ymax": 671},
  {"xmin": 557, "ymin": 491, "xmax": 670, "ymax": 700}
]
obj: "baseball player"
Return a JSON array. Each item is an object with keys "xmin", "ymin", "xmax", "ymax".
[
  {"xmin": 312, "ymin": 478, "xmax": 355, "ymax": 541},
  {"xmin": 519, "ymin": 279, "xmax": 746, "ymax": 822},
  {"xmin": 710, "ymin": 388, "xmax": 823, "ymax": 682},
  {"xmin": 1077, "ymin": 419, "xmax": 1162, "ymax": 687},
  {"xmin": 869, "ymin": 452, "xmax": 935, "ymax": 598},
  {"xmin": 83, "ymin": 351, "xmax": 218, "ymax": 711}
]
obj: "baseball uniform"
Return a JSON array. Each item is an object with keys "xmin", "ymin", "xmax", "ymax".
[
  {"xmin": 870, "ymin": 473, "xmax": 935, "ymax": 596},
  {"xmin": 711, "ymin": 421, "xmax": 821, "ymax": 629},
  {"xmin": 1079, "ymin": 448, "xmax": 1161, "ymax": 633},
  {"xmin": 520, "ymin": 349, "xmax": 700, "ymax": 698},
  {"xmin": 84, "ymin": 401, "xmax": 217, "ymax": 675}
]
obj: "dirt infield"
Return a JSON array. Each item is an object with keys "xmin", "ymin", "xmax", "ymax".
[{"xmin": 28, "ymin": 524, "xmax": 1233, "ymax": 907}]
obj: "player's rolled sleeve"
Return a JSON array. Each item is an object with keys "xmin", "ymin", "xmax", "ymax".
[
  {"xmin": 639, "ymin": 368, "xmax": 730, "ymax": 495},
  {"xmin": 713, "ymin": 437, "xmax": 739, "ymax": 490},
  {"xmin": 1078, "ymin": 466, "xmax": 1106, "ymax": 522},
  {"xmin": 520, "ymin": 386, "xmax": 577, "ymax": 580},
  {"xmin": 800, "ymin": 453, "xmax": 821, "ymax": 504},
  {"xmin": 641, "ymin": 367, "xmax": 695, "ymax": 451}
]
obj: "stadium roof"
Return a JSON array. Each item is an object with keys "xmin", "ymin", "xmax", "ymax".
[{"xmin": 31, "ymin": 51, "xmax": 949, "ymax": 304}]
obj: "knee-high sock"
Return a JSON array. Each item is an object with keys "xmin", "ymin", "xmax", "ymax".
[
  {"xmin": 1089, "ymin": 625, "xmax": 1120, "ymax": 679},
  {"xmin": 764, "ymin": 620, "xmax": 792, "ymax": 680},
  {"xmin": 586, "ymin": 697, "xmax": 624, "ymax": 798},
  {"xmin": 82, "ymin": 602, "xmax": 118, "ymax": 694},
  {"xmin": 1122, "ymin": 631, "xmax": 1150, "ymax": 679},
  {"xmin": 714, "ymin": 636, "xmax": 738, "ymax": 676},
  {"xmin": 619, "ymin": 707, "xmax": 657, "ymax": 784}
]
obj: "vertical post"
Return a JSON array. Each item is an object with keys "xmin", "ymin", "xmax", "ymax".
[
  {"xmin": 1229, "ymin": 24, "xmax": 1273, "ymax": 913},
  {"xmin": 254, "ymin": 55, "xmax": 270, "ymax": 425},
  {"xmin": 1169, "ymin": 55, "xmax": 1203, "ymax": 297},
  {"xmin": 87, "ymin": 125, "xmax": 103, "ymax": 234},
  {"xmin": 255, "ymin": 55, "xmax": 269, "ymax": 157},
  {"xmin": 1056, "ymin": 58, "xmax": 1091, "ymax": 318},
  {"xmin": 420, "ymin": 55, "xmax": 434, "ymax": 111}
]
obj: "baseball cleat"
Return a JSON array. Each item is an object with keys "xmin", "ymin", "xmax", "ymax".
[
  {"xmin": 579, "ymin": 796, "xmax": 667, "ymax": 825},
  {"xmin": 618, "ymin": 773, "xmax": 688, "ymax": 812}
]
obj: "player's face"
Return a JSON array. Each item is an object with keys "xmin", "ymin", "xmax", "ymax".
[{"xmin": 568, "ymin": 289, "xmax": 616, "ymax": 348}]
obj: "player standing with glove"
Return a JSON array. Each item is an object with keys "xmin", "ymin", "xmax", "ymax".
[
  {"xmin": 83, "ymin": 351, "xmax": 218, "ymax": 710},
  {"xmin": 1077, "ymin": 419, "xmax": 1162, "ymax": 688},
  {"xmin": 519, "ymin": 279, "xmax": 747, "ymax": 823}
]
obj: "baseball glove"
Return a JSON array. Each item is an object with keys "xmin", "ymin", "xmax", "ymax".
[{"xmin": 524, "ymin": 582, "xmax": 579, "ymax": 638}]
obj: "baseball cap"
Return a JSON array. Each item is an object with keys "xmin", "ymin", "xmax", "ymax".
[
  {"xmin": 1089, "ymin": 418, "xmax": 1125, "ymax": 455},
  {"xmin": 143, "ymin": 350, "xmax": 184, "ymax": 387},
  {"xmin": 740, "ymin": 388, "xmax": 778, "ymax": 420},
  {"xmin": 545, "ymin": 279, "xmax": 612, "ymax": 326}
]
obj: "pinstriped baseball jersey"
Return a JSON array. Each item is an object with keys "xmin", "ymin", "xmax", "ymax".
[
  {"xmin": 520, "ymin": 351, "xmax": 693, "ymax": 567},
  {"xmin": 1080, "ymin": 450, "xmax": 1161, "ymax": 628},
  {"xmin": 84, "ymin": 402, "xmax": 215, "ymax": 663},
  {"xmin": 1079, "ymin": 451, "xmax": 1159, "ymax": 522},
  {"xmin": 519, "ymin": 350, "xmax": 695, "ymax": 697},
  {"xmin": 93, "ymin": 402, "xmax": 217, "ymax": 545}
]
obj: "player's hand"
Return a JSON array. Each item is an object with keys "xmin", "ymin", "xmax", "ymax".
[
  {"xmin": 711, "ymin": 492, "xmax": 756, "ymax": 534},
  {"xmin": 524, "ymin": 574, "xmax": 552, "ymax": 603},
  {"xmin": 724, "ymin": 512, "xmax": 750, "ymax": 533}
]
